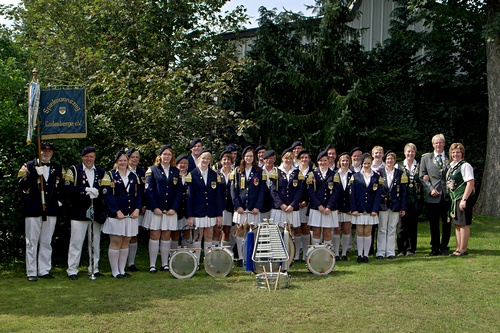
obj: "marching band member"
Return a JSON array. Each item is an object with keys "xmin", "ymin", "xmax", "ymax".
[
  {"xmin": 230, "ymin": 146, "xmax": 266, "ymax": 266},
  {"xmin": 291, "ymin": 141, "xmax": 303, "ymax": 168},
  {"xmin": 350, "ymin": 147, "xmax": 363, "ymax": 173},
  {"xmin": 18, "ymin": 142, "xmax": 63, "ymax": 281},
  {"xmin": 126, "ymin": 148, "xmax": 146, "ymax": 272},
  {"xmin": 101, "ymin": 151, "xmax": 142, "ymax": 278},
  {"xmin": 260, "ymin": 150, "xmax": 276, "ymax": 220},
  {"xmin": 171, "ymin": 154, "xmax": 189, "ymax": 249},
  {"xmin": 350, "ymin": 153, "xmax": 383, "ymax": 263},
  {"xmin": 255, "ymin": 145, "xmax": 266, "ymax": 168},
  {"xmin": 371, "ymin": 146, "xmax": 385, "ymax": 172},
  {"xmin": 397, "ymin": 143, "xmax": 422, "ymax": 256},
  {"xmin": 270, "ymin": 148, "xmax": 304, "ymax": 258},
  {"xmin": 297, "ymin": 149, "xmax": 312, "ymax": 261},
  {"xmin": 326, "ymin": 144, "xmax": 338, "ymax": 173},
  {"xmin": 143, "ymin": 145, "xmax": 183, "ymax": 273},
  {"xmin": 65, "ymin": 146, "xmax": 106, "ymax": 280},
  {"xmin": 186, "ymin": 150, "xmax": 223, "ymax": 264},
  {"xmin": 332, "ymin": 152, "xmax": 354, "ymax": 261},
  {"xmin": 187, "ymin": 138, "xmax": 203, "ymax": 172},
  {"xmin": 306, "ymin": 149, "xmax": 339, "ymax": 247},
  {"xmin": 376, "ymin": 151, "xmax": 407, "ymax": 259},
  {"xmin": 213, "ymin": 149, "xmax": 235, "ymax": 248}
]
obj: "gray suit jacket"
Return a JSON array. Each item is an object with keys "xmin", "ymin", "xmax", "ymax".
[{"xmin": 419, "ymin": 152, "xmax": 449, "ymax": 203}]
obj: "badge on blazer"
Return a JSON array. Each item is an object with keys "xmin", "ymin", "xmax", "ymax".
[
  {"xmin": 293, "ymin": 179, "xmax": 298, "ymax": 187},
  {"xmin": 328, "ymin": 182, "xmax": 333, "ymax": 189},
  {"xmin": 103, "ymin": 188, "xmax": 107, "ymax": 194},
  {"xmin": 211, "ymin": 181, "xmax": 217, "ymax": 189},
  {"xmin": 373, "ymin": 183, "xmax": 378, "ymax": 191},
  {"xmin": 409, "ymin": 183, "xmax": 414, "ymax": 187},
  {"xmin": 253, "ymin": 177, "xmax": 259, "ymax": 186},
  {"xmin": 173, "ymin": 177, "xmax": 178, "ymax": 185}
]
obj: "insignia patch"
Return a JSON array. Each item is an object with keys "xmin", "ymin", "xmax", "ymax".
[{"xmin": 211, "ymin": 181, "xmax": 217, "ymax": 189}]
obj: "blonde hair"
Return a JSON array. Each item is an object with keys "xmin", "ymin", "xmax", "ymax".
[
  {"xmin": 372, "ymin": 146, "xmax": 384, "ymax": 154},
  {"xmin": 432, "ymin": 134, "xmax": 445, "ymax": 144},
  {"xmin": 449, "ymin": 142, "xmax": 465, "ymax": 159},
  {"xmin": 403, "ymin": 143, "xmax": 417, "ymax": 154}
]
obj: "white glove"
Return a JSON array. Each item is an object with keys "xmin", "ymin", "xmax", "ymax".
[
  {"xmin": 36, "ymin": 166, "xmax": 44, "ymax": 175},
  {"xmin": 89, "ymin": 192, "xmax": 98, "ymax": 199},
  {"xmin": 85, "ymin": 187, "xmax": 99, "ymax": 198}
]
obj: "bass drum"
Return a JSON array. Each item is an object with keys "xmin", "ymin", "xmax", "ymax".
[
  {"xmin": 169, "ymin": 249, "xmax": 198, "ymax": 279},
  {"xmin": 305, "ymin": 245, "xmax": 336, "ymax": 276},
  {"xmin": 204, "ymin": 247, "xmax": 234, "ymax": 277}
]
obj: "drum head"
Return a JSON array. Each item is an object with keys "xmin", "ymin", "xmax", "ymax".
[
  {"xmin": 169, "ymin": 250, "xmax": 198, "ymax": 279},
  {"xmin": 306, "ymin": 246, "xmax": 335, "ymax": 276},
  {"xmin": 204, "ymin": 248, "xmax": 234, "ymax": 277},
  {"xmin": 284, "ymin": 231, "xmax": 295, "ymax": 267}
]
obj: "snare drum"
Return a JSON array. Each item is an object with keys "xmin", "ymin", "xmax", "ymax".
[
  {"xmin": 204, "ymin": 247, "xmax": 234, "ymax": 277},
  {"xmin": 169, "ymin": 249, "xmax": 198, "ymax": 279},
  {"xmin": 305, "ymin": 245, "xmax": 336, "ymax": 276},
  {"xmin": 255, "ymin": 272, "xmax": 291, "ymax": 289}
]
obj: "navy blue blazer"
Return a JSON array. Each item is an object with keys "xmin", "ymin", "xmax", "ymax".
[
  {"xmin": 186, "ymin": 168, "xmax": 223, "ymax": 218},
  {"xmin": 349, "ymin": 171, "xmax": 383, "ymax": 214},
  {"xmin": 270, "ymin": 168, "xmax": 304, "ymax": 210},
  {"xmin": 102, "ymin": 170, "xmax": 142, "ymax": 217},
  {"xmin": 187, "ymin": 155, "xmax": 197, "ymax": 173},
  {"xmin": 230, "ymin": 166, "xmax": 266, "ymax": 211},
  {"xmin": 217, "ymin": 169, "xmax": 234, "ymax": 212},
  {"xmin": 307, "ymin": 168, "xmax": 338, "ymax": 210},
  {"xmin": 131, "ymin": 167, "xmax": 147, "ymax": 209},
  {"xmin": 64, "ymin": 163, "xmax": 106, "ymax": 221},
  {"xmin": 145, "ymin": 165, "xmax": 183, "ymax": 212},
  {"xmin": 334, "ymin": 170, "xmax": 354, "ymax": 213},
  {"xmin": 18, "ymin": 159, "xmax": 64, "ymax": 217},
  {"xmin": 176, "ymin": 175, "xmax": 189, "ymax": 219},
  {"xmin": 378, "ymin": 168, "xmax": 408, "ymax": 212}
]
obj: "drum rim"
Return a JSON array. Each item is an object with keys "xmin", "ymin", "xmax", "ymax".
[
  {"xmin": 306, "ymin": 246, "xmax": 336, "ymax": 276},
  {"xmin": 169, "ymin": 250, "xmax": 198, "ymax": 279},
  {"xmin": 203, "ymin": 247, "xmax": 234, "ymax": 277}
]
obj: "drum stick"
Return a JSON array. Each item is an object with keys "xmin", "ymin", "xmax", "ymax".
[
  {"xmin": 274, "ymin": 266, "xmax": 281, "ymax": 292},
  {"xmin": 262, "ymin": 266, "xmax": 271, "ymax": 292}
]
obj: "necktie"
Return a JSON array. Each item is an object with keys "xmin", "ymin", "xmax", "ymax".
[{"xmin": 437, "ymin": 154, "xmax": 443, "ymax": 169}]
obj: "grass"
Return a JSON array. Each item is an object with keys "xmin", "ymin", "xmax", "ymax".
[{"xmin": 1, "ymin": 216, "xmax": 499, "ymax": 333}]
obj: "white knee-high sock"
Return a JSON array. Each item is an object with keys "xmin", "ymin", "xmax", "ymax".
[
  {"xmin": 294, "ymin": 236, "xmax": 301, "ymax": 260},
  {"xmin": 236, "ymin": 236, "xmax": 244, "ymax": 261},
  {"xmin": 341, "ymin": 234, "xmax": 351, "ymax": 256},
  {"xmin": 363, "ymin": 236, "xmax": 371, "ymax": 257},
  {"xmin": 311, "ymin": 237, "xmax": 320, "ymax": 246},
  {"xmin": 160, "ymin": 240, "xmax": 171, "ymax": 267},
  {"xmin": 108, "ymin": 248, "xmax": 120, "ymax": 277},
  {"xmin": 127, "ymin": 242, "xmax": 138, "ymax": 266},
  {"xmin": 170, "ymin": 240, "xmax": 179, "ymax": 251},
  {"xmin": 118, "ymin": 248, "xmax": 129, "ymax": 275},
  {"xmin": 193, "ymin": 241, "xmax": 202, "ymax": 265},
  {"xmin": 149, "ymin": 239, "xmax": 159, "ymax": 268},
  {"xmin": 333, "ymin": 234, "xmax": 340, "ymax": 256},
  {"xmin": 356, "ymin": 236, "xmax": 363, "ymax": 257},
  {"xmin": 301, "ymin": 234, "xmax": 310, "ymax": 260}
]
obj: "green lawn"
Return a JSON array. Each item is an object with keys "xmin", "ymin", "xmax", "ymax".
[{"xmin": 1, "ymin": 216, "xmax": 499, "ymax": 333}]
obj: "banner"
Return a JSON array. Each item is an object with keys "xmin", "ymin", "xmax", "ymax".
[
  {"xmin": 26, "ymin": 81, "xmax": 40, "ymax": 144},
  {"xmin": 40, "ymin": 88, "xmax": 87, "ymax": 139}
]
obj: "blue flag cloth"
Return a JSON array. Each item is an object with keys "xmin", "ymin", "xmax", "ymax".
[{"xmin": 40, "ymin": 88, "xmax": 87, "ymax": 139}]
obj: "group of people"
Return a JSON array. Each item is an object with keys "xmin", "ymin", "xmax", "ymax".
[{"xmin": 18, "ymin": 134, "xmax": 475, "ymax": 281}]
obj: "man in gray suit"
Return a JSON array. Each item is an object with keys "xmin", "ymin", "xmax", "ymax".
[{"xmin": 419, "ymin": 134, "xmax": 451, "ymax": 256}]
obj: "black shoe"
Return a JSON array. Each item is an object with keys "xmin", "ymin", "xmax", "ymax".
[
  {"xmin": 429, "ymin": 250, "xmax": 441, "ymax": 256},
  {"xmin": 335, "ymin": 255, "xmax": 340, "ymax": 261},
  {"xmin": 441, "ymin": 249, "xmax": 449, "ymax": 256},
  {"xmin": 160, "ymin": 265, "xmax": 169, "ymax": 271},
  {"xmin": 149, "ymin": 266, "xmax": 157, "ymax": 273},
  {"xmin": 93, "ymin": 272, "xmax": 104, "ymax": 277},
  {"xmin": 363, "ymin": 256, "xmax": 369, "ymax": 263},
  {"xmin": 237, "ymin": 259, "xmax": 243, "ymax": 267},
  {"xmin": 39, "ymin": 274, "xmax": 55, "ymax": 279},
  {"xmin": 113, "ymin": 274, "xmax": 125, "ymax": 279},
  {"xmin": 376, "ymin": 255, "xmax": 384, "ymax": 259},
  {"xmin": 341, "ymin": 255, "xmax": 348, "ymax": 261},
  {"xmin": 123, "ymin": 272, "xmax": 131, "ymax": 278},
  {"xmin": 27, "ymin": 276, "xmax": 38, "ymax": 282},
  {"xmin": 68, "ymin": 274, "xmax": 78, "ymax": 281},
  {"xmin": 357, "ymin": 255, "xmax": 363, "ymax": 263},
  {"xmin": 388, "ymin": 255, "xmax": 396, "ymax": 259},
  {"xmin": 406, "ymin": 251, "xmax": 415, "ymax": 256},
  {"xmin": 127, "ymin": 264, "xmax": 138, "ymax": 272}
]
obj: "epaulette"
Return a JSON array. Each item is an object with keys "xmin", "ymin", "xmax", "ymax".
[
  {"xmin": 229, "ymin": 169, "xmax": 236, "ymax": 181},
  {"xmin": 401, "ymin": 172, "xmax": 409, "ymax": 184},
  {"xmin": 64, "ymin": 166, "xmax": 76, "ymax": 183},
  {"xmin": 101, "ymin": 171, "xmax": 113, "ymax": 187},
  {"xmin": 269, "ymin": 169, "xmax": 278, "ymax": 180},
  {"xmin": 348, "ymin": 177, "xmax": 354, "ymax": 185},
  {"xmin": 297, "ymin": 171, "xmax": 305, "ymax": 181},
  {"xmin": 378, "ymin": 177, "xmax": 384, "ymax": 185},
  {"xmin": 333, "ymin": 173, "xmax": 340, "ymax": 183},
  {"xmin": 185, "ymin": 172, "xmax": 192, "ymax": 183},
  {"xmin": 306, "ymin": 173, "xmax": 314, "ymax": 185},
  {"xmin": 18, "ymin": 165, "xmax": 28, "ymax": 178},
  {"xmin": 217, "ymin": 174, "xmax": 221, "ymax": 183},
  {"xmin": 145, "ymin": 167, "xmax": 152, "ymax": 177},
  {"xmin": 262, "ymin": 173, "xmax": 267, "ymax": 181}
]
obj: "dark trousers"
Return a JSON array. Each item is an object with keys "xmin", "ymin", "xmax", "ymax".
[
  {"xmin": 397, "ymin": 203, "xmax": 418, "ymax": 254},
  {"xmin": 426, "ymin": 198, "xmax": 451, "ymax": 252}
]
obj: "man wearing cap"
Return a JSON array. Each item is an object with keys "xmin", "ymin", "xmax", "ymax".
[
  {"xmin": 18, "ymin": 142, "xmax": 64, "ymax": 282},
  {"xmin": 187, "ymin": 138, "xmax": 203, "ymax": 172},
  {"xmin": 255, "ymin": 145, "xmax": 266, "ymax": 168},
  {"xmin": 291, "ymin": 141, "xmax": 303, "ymax": 168},
  {"xmin": 350, "ymin": 147, "xmax": 363, "ymax": 173},
  {"xmin": 326, "ymin": 145, "xmax": 338, "ymax": 172},
  {"xmin": 64, "ymin": 146, "xmax": 106, "ymax": 280}
]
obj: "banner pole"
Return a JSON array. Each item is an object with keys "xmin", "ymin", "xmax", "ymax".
[{"xmin": 33, "ymin": 68, "xmax": 47, "ymax": 220}]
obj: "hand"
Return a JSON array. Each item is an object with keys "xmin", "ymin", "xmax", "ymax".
[
  {"xmin": 36, "ymin": 166, "xmax": 44, "ymax": 175},
  {"xmin": 281, "ymin": 204, "xmax": 287, "ymax": 212},
  {"xmin": 86, "ymin": 187, "xmax": 99, "ymax": 198},
  {"xmin": 131, "ymin": 209, "xmax": 140, "ymax": 219},
  {"xmin": 154, "ymin": 208, "xmax": 163, "ymax": 216},
  {"xmin": 236, "ymin": 207, "xmax": 245, "ymax": 214},
  {"xmin": 216, "ymin": 216, "xmax": 222, "ymax": 227},
  {"xmin": 187, "ymin": 217, "xmax": 194, "ymax": 226},
  {"xmin": 400, "ymin": 210, "xmax": 406, "ymax": 217},
  {"xmin": 116, "ymin": 210, "xmax": 125, "ymax": 219},
  {"xmin": 351, "ymin": 211, "xmax": 359, "ymax": 216},
  {"xmin": 88, "ymin": 192, "xmax": 98, "ymax": 199},
  {"xmin": 166, "ymin": 209, "xmax": 176, "ymax": 216},
  {"xmin": 459, "ymin": 200, "xmax": 466, "ymax": 211},
  {"xmin": 423, "ymin": 174, "xmax": 429, "ymax": 182},
  {"xmin": 285, "ymin": 205, "xmax": 293, "ymax": 213},
  {"xmin": 299, "ymin": 201, "xmax": 307, "ymax": 209},
  {"xmin": 430, "ymin": 189, "xmax": 440, "ymax": 197},
  {"xmin": 251, "ymin": 208, "xmax": 259, "ymax": 215},
  {"xmin": 323, "ymin": 208, "xmax": 331, "ymax": 215},
  {"xmin": 370, "ymin": 212, "xmax": 378, "ymax": 217},
  {"xmin": 318, "ymin": 205, "xmax": 325, "ymax": 213}
]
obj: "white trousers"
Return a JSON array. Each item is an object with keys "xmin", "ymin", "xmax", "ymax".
[
  {"xmin": 377, "ymin": 210, "xmax": 400, "ymax": 257},
  {"xmin": 25, "ymin": 216, "xmax": 57, "ymax": 276},
  {"xmin": 67, "ymin": 220, "xmax": 102, "ymax": 275}
]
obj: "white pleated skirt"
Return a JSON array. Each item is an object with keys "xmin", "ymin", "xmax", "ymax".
[
  {"xmin": 338, "ymin": 212, "xmax": 352, "ymax": 223},
  {"xmin": 352, "ymin": 213, "xmax": 379, "ymax": 225},
  {"xmin": 299, "ymin": 206, "xmax": 309, "ymax": 224},
  {"xmin": 177, "ymin": 217, "xmax": 187, "ymax": 230},
  {"xmin": 222, "ymin": 210, "xmax": 233, "ymax": 226},
  {"xmin": 232, "ymin": 211, "xmax": 261, "ymax": 224},
  {"xmin": 270, "ymin": 209, "xmax": 301, "ymax": 228},
  {"xmin": 260, "ymin": 210, "xmax": 271, "ymax": 219},
  {"xmin": 142, "ymin": 210, "xmax": 178, "ymax": 230},
  {"xmin": 308, "ymin": 209, "xmax": 339, "ymax": 228},
  {"xmin": 193, "ymin": 216, "xmax": 216, "ymax": 228},
  {"xmin": 102, "ymin": 217, "xmax": 138, "ymax": 237}
]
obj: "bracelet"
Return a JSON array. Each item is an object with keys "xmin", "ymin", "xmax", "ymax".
[{"xmin": 462, "ymin": 198, "xmax": 467, "ymax": 201}]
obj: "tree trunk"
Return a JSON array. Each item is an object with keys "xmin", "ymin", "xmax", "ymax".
[{"xmin": 474, "ymin": 0, "xmax": 500, "ymax": 217}]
